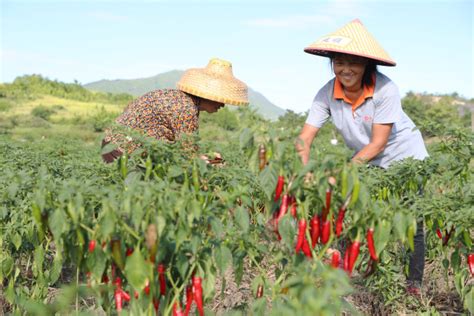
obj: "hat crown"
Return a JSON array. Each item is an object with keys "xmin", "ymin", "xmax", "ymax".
[
  {"xmin": 177, "ymin": 58, "xmax": 249, "ymax": 106},
  {"xmin": 206, "ymin": 58, "xmax": 233, "ymax": 77},
  {"xmin": 304, "ymin": 19, "xmax": 396, "ymax": 66}
]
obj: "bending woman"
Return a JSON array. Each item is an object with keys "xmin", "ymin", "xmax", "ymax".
[{"xmin": 102, "ymin": 58, "xmax": 249, "ymax": 163}]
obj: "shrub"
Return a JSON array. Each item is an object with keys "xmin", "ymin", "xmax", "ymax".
[
  {"xmin": 31, "ymin": 105, "xmax": 56, "ymax": 121},
  {"xmin": 0, "ymin": 99, "xmax": 13, "ymax": 112},
  {"xmin": 90, "ymin": 107, "xmax": 117, "ymax": 132}
]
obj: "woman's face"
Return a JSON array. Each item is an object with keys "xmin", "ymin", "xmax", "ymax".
[
  {"xmin": 332, "ymin": 54, "xmax": 368, "ymax": 92},
  {"xmin": 199, "ymin": 99, "xmax": 225, "ymax": 113}
]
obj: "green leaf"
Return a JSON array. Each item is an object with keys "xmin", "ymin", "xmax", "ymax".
[
  {"xmin": 215, "ymin": 245, "xmax": 232, "ymax": 275},
  {"xmin": 210, "ymin": 218, "xmax": 224, "ymax": 239},
  {"xmin": 156, "ymin": 215, "xmax": 166, "ymax": 237},
  {"xmin": 90, "ymin": 249, "xmax": 107, "ymax": 281},
  {"xmin": 239, "ymin": 128, "xmax": 254, "ymax": 151},
  {"xmin": 124, "ymin": 248, "xmax": 152, "ymax": 291},
  {"xmin": 373, "ymin": 220, "xmax": 391, "ymax": 257},
  {"xmin": 258, "ymin": 163, "xmax": 278, "ymax": 200},
  {"xmin": 234, "ymin": 206, "xmax": 249, "ymax": 233},
  {"xmin": 99, "ymin": 206, "xmax": 116, "ymax": 238},
  {"xmin": 1, "ymin": 255, "xmax": 14, "ymax": 281},
  {"xmin": 49, "ymin": 249, "xmax": 63, "ymax": 284},
  {"xmin": 168, "ymin": 165, "xmax": 183, "ymax": 178},
  {"xmin": 393, "ymin": 213, "xmax": 407, "ymax": 242},
  {"xmin": 33, "ymin": 246, "xmax": 45, "ymax": 278},
  {"xmin": 49, "ymin": 208, "xmax": 68, "ymax": 240},
  {"xmin": 12, "ymin": 233, "xmax": 22, "ymax": 250},
  {"xmin": 450, "ymin": 250, "xmax": 461, "ymax": 271},
  {"xmin": 464, "ymin": 287, "xmax": 473, "ymax": 314},
  {"xmin": 278, "ymin": 216, "xmax": 295, "ymax": 250}
]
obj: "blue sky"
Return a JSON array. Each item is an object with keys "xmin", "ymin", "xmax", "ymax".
[{"xmin": 1, "ymin": 0, "xmax": 472, "ymax": 112}]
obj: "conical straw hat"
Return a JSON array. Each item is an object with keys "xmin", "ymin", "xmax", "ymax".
[
  {"xmin": 177, "ymin": 58, "xmax": 249, "ymax": 106},
  {"xmin": 304, "ymin": 19, "xmax": 396, "ymax": 66}
]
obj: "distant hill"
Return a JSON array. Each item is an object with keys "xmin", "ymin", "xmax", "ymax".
[{"xmin": 84, "ymin": 71, "xmax": 286, "ymax": 120}]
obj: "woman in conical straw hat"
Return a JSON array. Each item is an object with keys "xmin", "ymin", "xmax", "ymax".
[
  {"xmin": 102, "ymin": 58, "xmax": 248, "ymax": 163},
  {"xmin": 296, "ymin": 19, "xmax": 428, "ymax": 295}
]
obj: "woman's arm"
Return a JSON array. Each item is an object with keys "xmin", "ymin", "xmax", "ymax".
[
  {"xmin": 352, "ymin": 123, "xmax": 392, "ymax": 164},
  {"xmin": 296, "ymin": 124, "xmax": 320, "ymax": 165}
]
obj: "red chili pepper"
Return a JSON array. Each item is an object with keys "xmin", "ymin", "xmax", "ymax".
[
  {"xmin": 277, "ymin": 194, "xmax": 289, "ymax": 220},
  {"xmin": 348, "ymin": 240, "xmax": 361, "ymax": 276},
  {"xmin": 144, "ymin": 280, "xmax": 150, "ymax": 295},
  {"xmin": 335, "ymin": 209, "xmax": 345, "ymax": 237},
  {"xmin": 184, "ymin": 284, "xmax": 194, "ymax": 316},
  {"xmin": 274, "ymin": 175, "xmax": 285, "ymax": 201},
  {"xmin": 192, "ymin": 277, "xmax": 204, "ymax": 316},
  {"xmin": 320, "ymin": 220, "xmax": 331, "ymax": 244},
  {"xmin": 436, "ymin": 228, "xmax": 443, "ymax": 239},
  {"xmin": 442, "ymin": 227, "xmax": 454, "ymax": 246},
  {"xmin": 275, "ymin": 194, "xmax": 289, "ymax": 234},
  {"xmin": 126, "ymin": 247, "xmax": 134, "ymax": 257},
  {"xmin": 335, "ymin": 194, "xmax": 351, "ymax": 237},
  {"xmin": 115, "ymin": 288, "xmax": 123, "ymax": 312},
  {"xmin": 343, "ymin": 244, "xmax": 351, "ymax": 272},
  {"xmin": 158, "ymin": 264, "xmax": 166, "ymax": 296},
  {"xmin": 153, "ymin": 297, "xmax": 160, "ymax": 313},
  {"xmin": 468, "ymin": 254, "xmax": 474, "ymax": 277},
  {"xmin": 301, "ymin": 237, "xmax": 312, "ymax": 258},
  {"xmin": 289, "ymin": 196, "xmax": 297, "ymax": 218},
  {"xmin": 88, "ymin": 240, "xmax": 96, "ymax": 253},
  {"xmin": 256, "ymin": 284, "xmax": 264, "ymax": 298},
  {"xmin": 367, "ymin": 228, "xmax": 378, "ymax": 261},
  {"xmin": 114, "ymin": 277, "xmax": 130, "ymax": 312},
  {"xmin": 331, "ymin": 250, "xmax": 341, "ymax": 268},
  {"xmin": 295, "ymin": 219, "xmax": 307, "ymax": 254},
  {"xmin": 324, "ymin": 188, "xmax": 332, "ymax": 218},
  {"xmin": 102, "ymin": 274, "xmax": 109, "ymax": 284},
  {"xmin": 121, "ymin": 289, "xmax": 131, "ymax": 302},
  {"xmin": 173, "ymin": 302, "xmax": 185, "ymax": 316},
  {"xmin": 310, "ymin": 214, "xmax": 320, "ymax": 248}
]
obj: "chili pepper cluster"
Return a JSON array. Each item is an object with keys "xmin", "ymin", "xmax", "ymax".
[{"xmin": 271, "ymin": 174, "xmax": 380, "ymax": 277}]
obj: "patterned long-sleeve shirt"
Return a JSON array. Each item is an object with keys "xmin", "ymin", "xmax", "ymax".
[{"xmin": 102, "ymin": 89, "xmax": 200, "ymax": 161}]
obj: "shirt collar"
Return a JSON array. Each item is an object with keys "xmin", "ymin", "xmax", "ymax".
[{"xmin": 333, "ymin": 73, "xmax": 376, "ymax": 112}]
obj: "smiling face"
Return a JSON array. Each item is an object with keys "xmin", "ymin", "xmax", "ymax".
[{"xmin": 332, "ymin": 54, "xmax": 368, "ymax": 92}]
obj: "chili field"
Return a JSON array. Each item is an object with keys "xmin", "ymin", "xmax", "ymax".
[
  {"xmin": 1, "ymin": 118, "xmax": 473, "ymax": 315},
  {"xmin": 0, "ymin": 78, "xmax": 473, "ymax": 315}
]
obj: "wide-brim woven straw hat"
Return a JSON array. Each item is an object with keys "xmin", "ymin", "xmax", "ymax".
[
  {"xmin": 304, "ymin": 19, "xmax": 396, "ymax": 66},
  {"xmin": 177, "ymin": 58, "xmax": 249, "ymax": 106}
]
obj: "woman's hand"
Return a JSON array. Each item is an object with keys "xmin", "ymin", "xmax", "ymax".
[
  {"xmin": 296, "ymin": 124, "xmax": 320, "ymax": 165},
  {"xmin": 352, "ymin": 123, "xmax": 392, "ymax": 164},
  {"xmin": 200, "ymin": 152, "xmax": 224, "ymax": 165}
]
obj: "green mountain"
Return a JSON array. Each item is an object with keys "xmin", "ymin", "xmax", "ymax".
[{"xmin": 84, "ymin": 71, "xmax": 286, "ymax": 120}]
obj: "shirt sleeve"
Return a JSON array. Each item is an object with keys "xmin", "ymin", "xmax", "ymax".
[
  {"xmin": 373, "ymin": 82, "xmax": 403, "ymax": 124},
  {"xmin": 305, "ymin": 87, "xmax": 331, "ymax": 128}
]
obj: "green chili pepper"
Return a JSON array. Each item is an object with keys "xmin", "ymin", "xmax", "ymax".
[
  {"xmin": 341, "ymin": 165, "xmax": 348, "ymax": 198},
  {"xmin": 407, "ymin": 223, "xmax": 416, "ymax": 252}
]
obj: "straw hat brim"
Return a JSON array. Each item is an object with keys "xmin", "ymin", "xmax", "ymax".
[
  {"xmin": 304, "ymin": 47, "xmax": 396, "ymax": 66},
  {"xmin": 177, "ymin": 60, "xmax": 249, "ymax": 106},
  {"xmin": 304, "ymin": 19, "xmax": 396, "ymax": 67}
]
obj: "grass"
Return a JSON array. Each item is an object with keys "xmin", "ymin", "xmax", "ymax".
[{"xmin": 4, "ymin": 95, "xmax": 123, "ymax": 121}]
